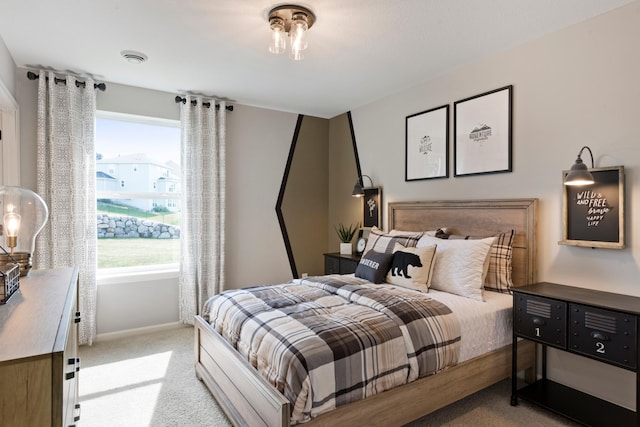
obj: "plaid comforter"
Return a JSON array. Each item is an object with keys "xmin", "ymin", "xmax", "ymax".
[{"xmin": 202, "ymin": 275, "xmax": 460, "ymax": 424}]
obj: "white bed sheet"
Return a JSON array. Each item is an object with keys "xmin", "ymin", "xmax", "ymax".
[{"xmin": 426, "ymin": 289, "xmax": 513, "ymax": 362}]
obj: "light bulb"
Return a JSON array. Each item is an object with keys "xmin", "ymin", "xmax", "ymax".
[
  {"xmin": 4, "ymin": 211, "xmax": 20, "ymax": 236},
  {"xmin": 3, "ymin": 211, "xmax": 20, "ymax": 254}
]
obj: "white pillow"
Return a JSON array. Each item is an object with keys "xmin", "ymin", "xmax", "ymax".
[
  {"xmin": 417, "ymin": 235, "xmax": 494, "ymax": 301},
  {"xmin": 385, "ymin": 243, "xmax": 437, "ymax": 292}
]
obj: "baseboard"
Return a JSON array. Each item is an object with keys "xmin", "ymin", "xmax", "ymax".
[{"xmin": 95, "ymin": 321, "xmax": 189, "ymax": 342}]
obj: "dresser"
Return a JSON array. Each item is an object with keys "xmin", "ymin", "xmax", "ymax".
[
  {"xmin": 0, "ymin": 267, "xmax": 81, "ymax": 427},
  {"xmin": 511, "ymin": 282, "xmax": 640, "ymax": 427},
  {"xmin": 323, "ymin": 252, "xmax": 361, "ymax": 274}
]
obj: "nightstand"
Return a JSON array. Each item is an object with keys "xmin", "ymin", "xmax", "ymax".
[
  {"xmin": 511, "ymin": 282, "xmax": 640, "ymax": 427},
  {"xmin": 323, "ymin": 252, "xmax": 361, "ymax": 274}
]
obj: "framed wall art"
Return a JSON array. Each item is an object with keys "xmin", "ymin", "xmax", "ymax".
[
  {"xmin": 362, "ymin": 187, "xmax": 381, "ymax": 228},
  {"xmin": 405, "ymin": 104, "xmax": 449, "ymax": 181},
  {"xmin": 454, "ymin": 85, "xmax": 512, "ymax": 177},
  {"xmin": 559, "ymin": 166, "xmax": 625, "ymax": 249}
]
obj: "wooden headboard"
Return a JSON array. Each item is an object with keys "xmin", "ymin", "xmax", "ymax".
[{"xmin": 388, "ymin": 199, "xmax": 537, "ymax": 287}]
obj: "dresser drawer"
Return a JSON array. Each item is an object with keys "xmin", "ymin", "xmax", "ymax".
[
  {"xmin": 569, "ymin": 303, "xmax": 637, "ymax": 369},
  {"xmin": 514, "ymin": 294, "xmax": 567, "ymax": 348}
]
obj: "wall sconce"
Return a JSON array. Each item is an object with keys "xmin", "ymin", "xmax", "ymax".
[
  {"xmin": 564, "ymin": 146, "xmax": 595, "ymax": 186},
  {"xmin": 0, "ymin": 187, "xmax": 49, "ymax": 276},
  {"xmin": 352, "ymin": 175, "xmax": 373, "ymax": 197},
  {"xmin": 267, "ymin": 4, "xmax": 315, "ymax": 61}
]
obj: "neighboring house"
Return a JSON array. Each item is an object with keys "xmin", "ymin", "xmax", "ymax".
[
  {"xmin": 96, "ymin": 171, "xmax": 118, "ymax": 192},
  {"xmin": 97, "ymin": 153, "xmax": 181, "ymax": 212}
]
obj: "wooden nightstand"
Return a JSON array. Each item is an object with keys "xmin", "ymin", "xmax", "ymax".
[
  {"xmin": 323, "ymin": 252, "xmax": 361, "ymax": 274},
  {"xmin": 511, "ymin": 282, "xmax": 640, "ymax": 427}
]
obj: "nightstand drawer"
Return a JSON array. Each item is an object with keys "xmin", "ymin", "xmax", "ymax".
[
  {"xmin": 324, "ymin": 253, "xmax": 362, "ymax": 275},
  {"xmin": 324, "ymin": 257, "xmax": 340, "ymax": 274},
  {"xmin": 515, "ymin": 294, "xmax": 567, "ymax": 348},
  {"xmin": 569, "ymin": 303, "xmax": 637, "ymax": 369}
]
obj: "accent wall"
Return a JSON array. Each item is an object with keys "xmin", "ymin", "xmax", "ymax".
[{"xmin": 349, "ymin": 1, "xmax": 640, "ymax": 411}]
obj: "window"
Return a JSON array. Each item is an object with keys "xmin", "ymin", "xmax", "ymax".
[{"xmin": 95, "ymin": 112, "xmax": 181, "ymax": 271}]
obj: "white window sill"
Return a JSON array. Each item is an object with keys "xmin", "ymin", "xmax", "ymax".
[{"xmin": 97, "ymin": 263, "xmax": 179, "ymax": 285}]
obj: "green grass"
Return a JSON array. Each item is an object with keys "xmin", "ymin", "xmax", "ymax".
[
  {"xmin": 98, "ymin": 238, "xmax": 180, "ymax": 268},
  {"xmin": 97, "ymin": 201, "xmax": 181, "ymax": 226}
]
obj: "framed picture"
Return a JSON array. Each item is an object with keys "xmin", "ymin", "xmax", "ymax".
[
  {"xmin": 559, "ymin": 166, "xmax": 625, "ymax": 249},
  {"xmin": 454, "ymin": 85, "xmax": 512, "ymax": 177},
  {"xmin": 405, "ymin": 104, "xmax": 449, "ymax": 181},
  {"xmin": 362, "ymin": 187, "xmax": 381, "ymax": 228}
]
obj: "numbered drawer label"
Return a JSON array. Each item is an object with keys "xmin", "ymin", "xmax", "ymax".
[
  {"xmin": 569, "ymin": 303, "xmax": 637, "ymax": 370},
  {"xmin": 514, "ymin": 294, "xmax": 567, "ymax": 348}
]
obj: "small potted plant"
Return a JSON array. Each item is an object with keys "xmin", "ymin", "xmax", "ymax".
[{"xmin": 335, "ymin": 223, "xmax": 358, "ymax": 254}]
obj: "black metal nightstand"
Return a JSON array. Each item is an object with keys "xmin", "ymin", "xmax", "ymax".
[
  {"xmin": 323, "ymin": 252, "xmax": 361, "ymax": 275},
  {"xmin": 511, "ymin": 282, "xmax": 640, "ymax": 427}
]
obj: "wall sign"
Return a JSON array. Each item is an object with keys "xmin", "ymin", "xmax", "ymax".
[
  {"xmin": 559, "ymin": 166, "xmax": 625, "ymax": 249},
  {"xmin": 363, "ymin": 187, "xmax": 381, "ymax": 228}
]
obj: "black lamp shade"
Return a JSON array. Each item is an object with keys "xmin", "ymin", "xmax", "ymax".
[
  {"xmin": 351, "ymin": 180, "xmax": 364, "ymax": 197},
  {"xmin": 564, "ymin": 157, "xmax": 594, "ymax": 186}
]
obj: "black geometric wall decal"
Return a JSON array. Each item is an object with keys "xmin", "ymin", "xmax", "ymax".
[
  {"xmin": 275, "ymin": 115, "xmax": 304, "ymax": 279},
  {"xmin": 275, "ymin": 113, "xmax": 361, "ymax": 279}
]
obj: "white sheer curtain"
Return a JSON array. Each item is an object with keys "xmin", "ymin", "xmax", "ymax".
[
  {"xmin": 179, "ymin": 96, "xmax": 226, "ymax": 323},
  {"xmin": 35, "ymin": 71, "xmax": 98, "ymax": 345}
]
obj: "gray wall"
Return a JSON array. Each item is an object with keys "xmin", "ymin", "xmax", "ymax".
[
  {"xmin": 0, "ymin": 34, "xmax": 16, "ymax": 98},
  {"xmin": 350, "ymin": 1, "xmax": 640, "ymax": 410}
]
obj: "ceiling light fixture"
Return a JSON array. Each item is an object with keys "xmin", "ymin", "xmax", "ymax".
[
  {"xmin": 120, "ymin": 50, "xmax": 148, "ymax": 64},
  {"xmin": 267, "ymin": 4, "xmax": 315, "ymax": 61}
]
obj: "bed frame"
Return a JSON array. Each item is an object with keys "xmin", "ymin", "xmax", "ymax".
[{"xmin": 194, "ymin": 199, "xmax": 538, "ymax": 426}]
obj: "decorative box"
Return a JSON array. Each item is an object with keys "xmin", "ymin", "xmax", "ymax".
[{"xmin": 0, "ymin": 262, "xmax": 20, "ymax": 304}]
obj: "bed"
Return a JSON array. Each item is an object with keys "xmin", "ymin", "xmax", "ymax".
[{"xmin": 194, "ymin": 198, "xmax": 538, "ymax": 426}]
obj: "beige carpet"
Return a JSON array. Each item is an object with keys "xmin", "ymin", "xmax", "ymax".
[{"xmin": 79, "ymin": 325, "xmax": 577, "ymax": 427}]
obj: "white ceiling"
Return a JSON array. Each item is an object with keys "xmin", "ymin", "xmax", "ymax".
[{"xmin": 0, "ymin": 0, "xmax": 633, "ymax": 118}]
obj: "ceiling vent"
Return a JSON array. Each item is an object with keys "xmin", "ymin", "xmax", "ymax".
[{"xmin": 120, "ymin": 50, "xmax": 148, "ymax": 64}]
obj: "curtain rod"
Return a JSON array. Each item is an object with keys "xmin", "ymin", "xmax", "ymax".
[
  {"xmin": 27, "ymin": 71, "xmax": 106, "ymax": 91},
  {"xmin": 174, "ymin": 95, "xmax": 233, "ymax": 111}
]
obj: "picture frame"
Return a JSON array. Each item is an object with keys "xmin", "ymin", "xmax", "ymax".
[
  {"xmin": 405, "ymin": 104, "xmax": 449, "ymax": 181},
  {"xmin": 454, "ymin": 85, "xmax": 512, "ymax": 177},
  {"xmin": 362, "ymin": 187, "xmax": 381, "ymax": 228},
  {"xmin": 559, "ymin": 166, "xmax": 625, "ymax": 249}
]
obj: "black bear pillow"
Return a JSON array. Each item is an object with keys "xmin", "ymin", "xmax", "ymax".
[
  {"xmin": 386, "ymin": 243, "xmax": 437, "ymax": 292},
  {"xmin": 354, "ymin": 250, "xmax": 394, "ymax": 284}
]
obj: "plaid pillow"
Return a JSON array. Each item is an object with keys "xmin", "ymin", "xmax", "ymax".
[
  {"xmin": 484, "ymin": 230, "xmax": 515, "ymax": 293},
  {"xmin": 363, "ymin": 226, "xmax": 424, "ymax": 254},
  {"xmin": 436, "ymin": 229, "xmax": 515, "ymax": 293}
]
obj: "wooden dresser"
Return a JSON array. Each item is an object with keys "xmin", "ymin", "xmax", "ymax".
[{"xmin": 0, "ymin": 267, "xmax": 81, "ymax": 427}]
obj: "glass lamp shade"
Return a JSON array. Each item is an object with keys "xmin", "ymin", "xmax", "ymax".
[
  {"xmin": 269, "ymin": 16, "xmax": 287, "ymax": 54},
  {"xmin": 289, "ymin": 12, "xmax": 308, "ymax": 61},
  {"xmin": 0, "ymin": 186, "xmax": 49, "ymax": 276}
]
